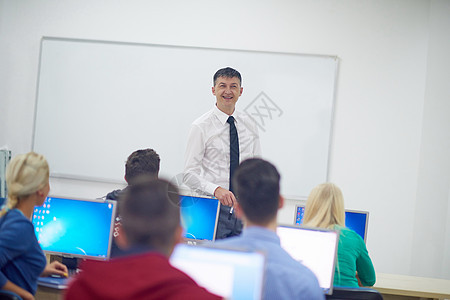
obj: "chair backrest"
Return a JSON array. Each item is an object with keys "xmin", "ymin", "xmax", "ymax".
[
  {"xmin": 326, "ymin": 287, "xmax": 383, "ymax": 300},
  {"xmin": 0, "ymin": 290, "xmax": 22, "ymax": 300}
]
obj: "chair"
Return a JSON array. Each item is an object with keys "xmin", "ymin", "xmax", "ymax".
[
  {"xmin": 326, "ymin": 286, "xmax": 383, "ymax": 300},
  {"xmin": 0, "ymin": 290, "xmax": 22, "ymax": 300}
]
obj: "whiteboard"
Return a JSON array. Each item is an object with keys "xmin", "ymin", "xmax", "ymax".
[{"xmin": 33, "ymin": 37, "xmax": 337, "ymax": 199}]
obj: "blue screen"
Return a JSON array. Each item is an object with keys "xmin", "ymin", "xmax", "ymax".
[
  {"xmin": 295, "ymin": 206, "xmax": 368, "ymax": 241},
  {"xmin": 32, "ymin": 197, "xmax": 115, "ymax": 259},
  {"xmin": 343, "ymin": 211, "xmax": 368, "ymax": 242},
  {"xmin": 180, "ymin": 195, "xmax": 219, "ymax": 241}
]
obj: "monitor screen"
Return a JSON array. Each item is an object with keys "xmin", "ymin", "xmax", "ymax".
[
  {"xmin": 179, "ymin": 195, "xmax": 220, "ymax": 241},
  {"xmin": 32, "ymin": 196, "xmax": 116, "ymax": 259},
  {"xmin": 294, "ymin": 205, "xmax": 369, "ymax": 242},
  {"xmin": 277, "ymin": 225, "xmax": 339, "ymax": 295},
  {"xmin": 170, "ymin": 244, "xmax": 265, "ymax": 300}
]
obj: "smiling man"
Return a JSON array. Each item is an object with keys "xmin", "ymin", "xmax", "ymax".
[{"xmin": 184, "ymin": 67, "xmax": 261, "ymax": 239}]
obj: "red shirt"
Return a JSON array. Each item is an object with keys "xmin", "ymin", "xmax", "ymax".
[{"xmin": 64, "ymin": 251, "xmax": 221, "ymax": 300}]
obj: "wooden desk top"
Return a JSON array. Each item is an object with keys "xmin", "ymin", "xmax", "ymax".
[{"xmin": 374, "ymin": 272, "xmax": 450, "ymax": 299}]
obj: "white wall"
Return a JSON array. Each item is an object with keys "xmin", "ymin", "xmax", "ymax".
[
  {"xmin": 1, "ymin": 0, "xmax": 449, "ymax": 279},
  {"xmin": 410, "ymin": 0, "xmax": 450, "ymax": 279}
]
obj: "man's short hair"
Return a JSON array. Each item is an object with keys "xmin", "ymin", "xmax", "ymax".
[
  {"xmin": 232, "ymin": 158, "xmax": 280, "ymax": 225},
  {"xmin": 213, "ymin": 67, "xmax": 242, "ymax": 86},
  {"xmin": 119, "ymin": 179, "xmax": 180, "ymax": 252},
  {"xmin": 125, "ymin": 149, "xmax": 160, "ymax": 183}
]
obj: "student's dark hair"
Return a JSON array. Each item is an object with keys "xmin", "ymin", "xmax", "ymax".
[
  {"xmin": 125, "ymin": 149, "xmax": 160, "ymax": 183},
  {"xmin": 213, "ymin": 67, "xmax": 242, "ymax": 86},
  {"xmin": 119, "ymin": 179, "xmax": 180, "ymax": 254},
  {"xmin": 232, "ymin": 158, "xmax": 280, "ymax": 225}
]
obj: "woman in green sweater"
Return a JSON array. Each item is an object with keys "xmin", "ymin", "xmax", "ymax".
[{"xmin": 303, "ymin": 183, "xmax": 376, "ymax": 287}]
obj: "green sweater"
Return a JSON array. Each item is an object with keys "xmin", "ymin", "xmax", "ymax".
[{"xmin": 333, "ymin": 225, "xmax": 376, "ymax": 287}]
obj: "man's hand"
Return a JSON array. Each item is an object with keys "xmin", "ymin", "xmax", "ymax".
[
  {"xmin": 41, "ymin": 261, "xmax": 69, "ymax": 278},
  {"xmin": 214, "ymin": 187, "xmax": 236, "ymax": 207}
]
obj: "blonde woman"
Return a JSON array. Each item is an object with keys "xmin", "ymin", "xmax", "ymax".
[
  {"xmin": 303, "ymin": 183, "xmax": 375, "ymax": 287},
  {"xmin": 0, "ymin": 152, "xmax": 67, "ymax": 300}
]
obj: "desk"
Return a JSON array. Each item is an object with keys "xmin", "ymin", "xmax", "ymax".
[
  {"xmin": 36, "ymin": 285, "xmax": 62, "ymax": 300},
  {"xmin": 374, "ymin": 273, "xmax": 450, "ymax": 300}
]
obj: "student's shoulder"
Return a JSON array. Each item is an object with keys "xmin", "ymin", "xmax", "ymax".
[
  {"xmin": 272, "ymin": 245, "xmax": 318, "ymax": 278},
  {"xmin": 213, "ymin": 235, "xmax": 248, "ymax": 249},
  {"xmin": 1, "ymin": 209, "xmax": 33, "ymax": 229},
  {"xmin": 165, "ymin": 276, "xmax": 222, "ymax": 300},
  {"xmin": 0, "ymin": 210, "xmax": 36, "ymax": 248},
  {"xmin": 339, "ymin": 226, "xmax": 363, "ymax": 239},
  {"xmin": 337, "ymin": 226, "xmax": 365, "ymax": 246},
  {"xmin": 269, "ymin": 249, "xmax": 323, "ymax": 298},
  {"xmin": 287, "ymin": 258, "xmax": 323, "ymax": 298},
  {"xmin": 105, "ymin": 189, "xmax": 123, "ymax": 200}
]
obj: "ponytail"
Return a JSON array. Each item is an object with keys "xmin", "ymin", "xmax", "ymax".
[{"xmin": 0, "ymin": 152, "xmax": 49, "ymax": 217}]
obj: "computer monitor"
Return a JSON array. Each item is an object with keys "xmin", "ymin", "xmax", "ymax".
[
  {"xmin": 179, "ymin": 194, "xmax": 220, "ymax": 242},
  {"xmin": 32, "ymin": 196, "xmax": 117, "ymax": 260},
  {"xmin": 277, "ymin": 225, "xmax": 339, "ymax": 295},
  {"xmin": 170, "ymin": 244, "xmax": 265, "ymax": 300},
  {"xmin": 294, "ymin": 205, "xmax": 369, "ymax": 242}
]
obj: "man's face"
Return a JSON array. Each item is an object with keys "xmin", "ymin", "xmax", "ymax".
[{"xmin": 212, "ymin": 76, "xmax": 243, "ymax": 114}]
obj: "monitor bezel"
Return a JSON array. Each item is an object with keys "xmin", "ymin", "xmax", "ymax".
[
  {"xmin": 178, "ymin": 192, "xmax": 220, "ymax": 242},
  {"xmin": 33, "ymin": 195, "xmax": 117, "ymax": 260},
  {"xmin": 343, "ymin": 208, "xmax": 369, "ymax": 243}
]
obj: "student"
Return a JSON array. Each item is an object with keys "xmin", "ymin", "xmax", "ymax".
[
  {"xmin": 65, "ymin": 179, "xmax": 221, "ymax": 300},
  {"xmin": 105, "ymin": 148, "xmax": 160, "ymax": 257},
  {"xmin": 105, "ymin": 148, "xmax": 160, "ymax": 200},
  {"xmin": 0, "ymin": 152, "xmax": 68, "ymax": 300},
  {"xmin": 184, "ymin": 67, "xmax": 261, "ymax": 239},
  {"xmin": 215, "ymin": 158, "xmax": 324, "ymax": 300},
  {"xmin": 303, "ymin": 183, "xmax": 376, "ymax": 287}
]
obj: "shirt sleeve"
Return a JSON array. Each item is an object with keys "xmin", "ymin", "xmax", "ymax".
[
  {"xmin": 64, "ymin": 277, "xmax": 91, "ymax": 300},
  {"xmin": 184, "ymin": 124, "xmax": 219, "ymax": 196},
  {"xmin": 355, "ymin": 240, "xmax": 376, "ymax": 286}
]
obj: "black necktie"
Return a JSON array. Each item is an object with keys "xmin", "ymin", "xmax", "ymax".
[{"xmin": 227, "ymin": 116, "xmax": 239, "ymax": 193}]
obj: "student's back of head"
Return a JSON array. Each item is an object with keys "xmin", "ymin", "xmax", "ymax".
[
  {"xmin": 303, "ymin": 182, "xmax": 345, "ymax": 229},
  {"xmin": 1, "ymin": 152, "xmax": 49, "ymax": 217},
  {"xmin": 125, "ymin": 149, "xmax": 160, "ymax": 184},
  {"xmin": 119, "ymin": 179, "xmax": 180, "ymax": 256},
  {"xmin": 232, "ymin": 158, "xmax": 280, "ymax": 225}
]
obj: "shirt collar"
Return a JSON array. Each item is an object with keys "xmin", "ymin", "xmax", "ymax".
[
  {"xmin": 241, "ymin": 226, "xmax": 281, "ymax": 245},
  {"xmin": 115, "ymin": 245, "xmax": 157, "ymax": 258},
  {"xmin": 213, "ymin": 104, "xmax": 237, "ymax": 126}
]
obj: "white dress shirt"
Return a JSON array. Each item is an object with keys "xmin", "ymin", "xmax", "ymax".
[{"xmin": 184, "ymin": 105, "xmax": 261, "ymax": 196}]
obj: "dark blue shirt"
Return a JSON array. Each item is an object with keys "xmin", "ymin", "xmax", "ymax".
[{"xmin": 0, "ymin": 209, "xmax": 47, "ymax": 294}]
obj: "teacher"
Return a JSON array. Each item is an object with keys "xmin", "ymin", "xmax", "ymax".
[{"xmin": 184, "ymin": 67, "xmax": 261, "ymax": 239}]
